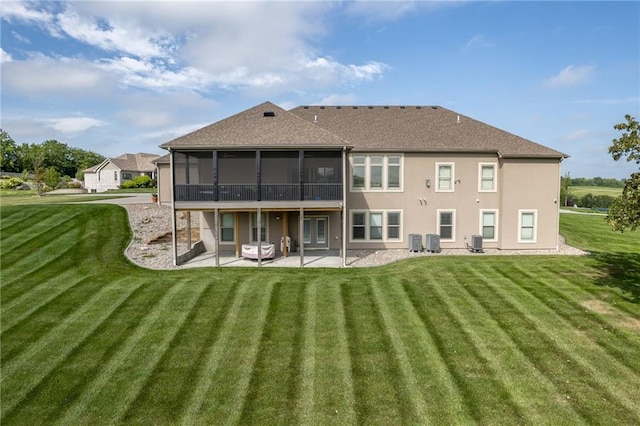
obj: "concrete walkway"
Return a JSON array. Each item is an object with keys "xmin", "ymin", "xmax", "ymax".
[{"xmin": 77, "ymin": 193, "xmax": 154, "ymax": 205}]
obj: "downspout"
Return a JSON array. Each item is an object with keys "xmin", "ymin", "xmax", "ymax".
[
  {"xmin": 170, "ymin": 149, "xmax": 178, "ymax": 266},
  {"xmin": 342, "ymin": 146, "xmax": 347, "ymax": 267}
]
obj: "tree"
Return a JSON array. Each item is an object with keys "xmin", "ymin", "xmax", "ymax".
[
  {"xmin": 1, "ymin": 130, "xmax": 21, "ymax": 172},
  {"xmin": 606, "ymin": 115, "xmax": 640, "ymax": 232},
  {"xmin": 560, "ymin": 172, "xmax": 572, "ymax": 206}
]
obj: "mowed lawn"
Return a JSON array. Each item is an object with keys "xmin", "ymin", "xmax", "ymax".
[{"xmin": 1, "ymin": 205, "xmax": 639, "ymax": 425}]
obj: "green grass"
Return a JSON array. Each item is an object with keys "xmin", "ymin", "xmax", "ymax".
[
  {"xmin": 0, "ymin": 190, "xmax": 128, "ymax": 206},
  {"xmin": 570, "ymin": 185, "xmax": 622, "ymax": 198},
  {"xmin": 1, "ymin": 205, "xmax": 639, "ymax": 424}
]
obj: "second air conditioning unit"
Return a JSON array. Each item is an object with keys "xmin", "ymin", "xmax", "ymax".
[{"xmin": 425, "ymin": 234, "xmax": 440, "ymax": 253}]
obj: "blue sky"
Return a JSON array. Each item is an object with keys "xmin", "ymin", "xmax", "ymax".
[{"xmin": 1, "ymin": 1, "xmax": 638, "ymax": 178}]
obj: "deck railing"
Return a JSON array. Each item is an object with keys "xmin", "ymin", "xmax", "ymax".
[{"xmin": 174, "ymin": 183, "xmax": 342, "ymax": 202}]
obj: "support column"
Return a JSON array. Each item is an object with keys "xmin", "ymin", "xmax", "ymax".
[
  {"xmin": 234, "ymin": 212, "xmax": 240, "ymax": 257},
  {"xmin": 186, "ymin": 212, "xmax": 192, "ymax": 250},
  {"xmin": 172, "ymin": 209, "xmax": 178, "ymax": 266},
  {"xmin": 257, "ymin": 208, "xmax": 262, "ymax": 267},
  {"xmin": 170, "ymin": 150, "xmax": 178, "ymax": 266},
  {"xmin": 215, "ymin": 208, "xmax": 220, "ymax": 267},
  {"xmin": 299, "ymin": 207, "xmax": 304, "ymax": 268},
  {"xmin": 342, "ymin": 147, "xmax": 348, "ymax": 267},
  {"xmin": 282, "ymin": 211, "xmax": 288, "ymax": 257}
]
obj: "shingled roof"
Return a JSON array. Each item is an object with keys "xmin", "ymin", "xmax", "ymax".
[
  {"xmin": 160, "ymin": 102, "xmax": 349, "ymax": 149},
  {"xmin": 289, "ymin": 105, "xmax": 567, "ymax": 159},
  {"xmin": 84, "ymin": 153, "xmax": 159, "ymax": 173}
]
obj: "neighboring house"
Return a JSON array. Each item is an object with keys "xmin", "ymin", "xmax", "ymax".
[
  {"xmin": 158, "ymin": 101, "xmax": 567, "ymax": 266},
  {"xmin": 84, "ymin": 153, "xmax": 160, "ymax": 192}
]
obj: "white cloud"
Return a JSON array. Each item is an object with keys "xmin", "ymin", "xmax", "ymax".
[
  {"xmin": 1, "ymin": 48, "xmax": 12, "ymax": 63},
  {"xmin": 316, "ymin": 94, "xmax": 359, "ymax": 105},
  {"xmin": 55, "ymin": 6, "xmax": 175, "ymax": 58},
  {"xmin": 0, "ymin": 1, "xmax": 53, "ymax": 24},
  {"xmin": 463, "ymin": 34, "xmax": 494, "ymax": 50},
  {"xmin": 11, "ymin": 30, "xmax": 31, "ymax": 44},
  {"xmin": 44, "ymin": 117, "xmax": 106, "ymax": 134},
  {"xmin": 564, "ymin": 129, "xmax": 590, "ymax": 141},
  {"xmin": 2, "ymin": 54, "xmax": 113, "ymax": 96},
  {"xmin": 545, "ymin": 65, "xmax": 595, "ymax": 88}
]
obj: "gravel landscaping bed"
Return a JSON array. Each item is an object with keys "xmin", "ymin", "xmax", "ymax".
[{"xmin": 123, "ymin": 204, "xmax": 587, "ymax": 270}]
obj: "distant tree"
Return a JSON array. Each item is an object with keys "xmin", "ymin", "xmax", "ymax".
[
  {"xmin": 606, "ymin": 115, "xmax": 640, "ymax": 232},
  {"xmin": 31, "ymin": 146, "xmax": 46, "ymax": 196},
  {"xmin": 560, "ymin": 172, "xmax": 572, "ymax": 206},
  {"xmin": 1, "ymin": 130, "xmax": 21, "ymax": 172},
  {"xmin": 44, "ymin": 167, "xmax": 61, "ymax": 188}
]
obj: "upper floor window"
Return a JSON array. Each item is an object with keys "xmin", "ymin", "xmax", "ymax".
[
  {"xmin": 478, "ymin": 163, "xmax": 497, "ymax": 192},
  {"xmin": 436, "ymin": 163, "xmax": 454, "ymax": 192},
  {"xmin": 350, "ymin": 154, "xmax": 403, "ymax": 191}
]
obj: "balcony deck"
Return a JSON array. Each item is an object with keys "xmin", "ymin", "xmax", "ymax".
[{"xmin": 175, "ymin": 183, "xmax": 343, "ymax": 203}]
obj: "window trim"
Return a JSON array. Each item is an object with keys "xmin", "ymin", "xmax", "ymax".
[
  {"xmin": 349, "ymin": 154, "xmax": 403, "ymax": 192},
  {"xmin": 437, "ymin": 209, "xmax": 456, "ymax": 242},
  {"xmin": 518, "ymin": 209, "xmax": 537, "ymax": 243},
  {"xmin": 479, "ymin": 209, "xmax": 499, "ymax": 242},
  {"xmin": 478, "ymin": 163, "xmax": 498, "ymax": 192},
  {"xmin": 435, "ymin": 162, "xmax": 455, "ymax": 192},
  {"xmin": 349, "ymin": 210, "xmax": 403, "ymax": 242}
]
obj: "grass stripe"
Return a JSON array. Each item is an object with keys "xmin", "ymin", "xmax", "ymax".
[
  {"xmin": 205, "ymin": 278, "xmax": 277, "ymax": 424},
  {"xmin": 424, "ymin": 269, "xmax": 585, "ymax": 424},
  {"xmin": 0, "ymin": 270, "xmax": 91, "ymax": 333},
  {"xmin": 369, "ymin": 279, "xmax": 430, "ymax": 422},
  {"xmin": 341, "ymin": 280, "xmax": 409, "ymax": 423},
  {"xmin": 468, "ymin": 263, "xmax": 640, "ymax": 420},
  {"xmin": 1, "ymin": 225, "xmax": 84, "ymax": 291},
  {"xmin": 312, "ymin": 279, "xmax": 357, "ymax": 424},
  {"xmin": 0, "ymin": 278, "xmax": 144, "ymax": 417},
  {"xmin": 57, "ymin": 279, "xmax": 205, "ymax": 424},
  {"xmin": 0, "ymin": 209, "xmax": 75, "ymax": 249},
  {"xmin": 0, "ymin": 211, "xmax": 83, "ymax": 256},
  {"xmin": 179, "ymin": 279, "xmax": 252, "ymax": 422},
  {"xmin": 294, "ymin": 280, "xmax": 316, "ymax": 425},
  {"xmin": 378, "ymin": 279, "xmax": 474, "ymax": 424}
]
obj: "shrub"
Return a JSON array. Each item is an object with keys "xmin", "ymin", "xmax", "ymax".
[
  {"xmin": 0, "ymin": 177, "xmax": 25, "ymax": 189},
  {"xmin": 121, "ymin": 175, "xmax": 155, "ymax": 188}
]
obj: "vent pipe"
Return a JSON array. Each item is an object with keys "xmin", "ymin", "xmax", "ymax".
[
  {"xmin": 456, "ymin": 115, "xmax": 460, "ymax": 124},
  {"xmin": 313, "ymin": 114, "xmax": 318, "ymax": 123}
]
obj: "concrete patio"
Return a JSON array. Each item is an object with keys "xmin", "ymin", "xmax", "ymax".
[{"xmin": 180, "ymin": 250, "xmax": 344, "ymax": 268}]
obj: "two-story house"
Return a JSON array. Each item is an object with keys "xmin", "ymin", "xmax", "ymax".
[{"xmin": 159, "ymin": 101, "xmax": 567, "ymax": 267}]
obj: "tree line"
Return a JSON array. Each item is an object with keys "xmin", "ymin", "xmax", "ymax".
[
  {"xmin": 1, "ymin": 129, "xmax": 105, "ymax": 181},
  {"xmin": 567, "ymin": 176, "xmax": 624, "ymax": 188}
]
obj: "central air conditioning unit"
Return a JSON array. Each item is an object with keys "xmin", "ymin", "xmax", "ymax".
[
  {"xmin": 425, "ymin": 234, "xmax": 440, "ymax": 253},
  {"xmin": 408, "ymin": 234, "xmax": 423, "ymax": 252},
  {"xmin": 470, "ymin": 234, "xmax": 483, "ymax": 253}
]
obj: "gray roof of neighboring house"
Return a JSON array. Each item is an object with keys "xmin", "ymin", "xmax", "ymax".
[
  {"xmin": 160, "ymin": 102, "xmax": 349, "ymax": 150},
  {"xmin": 152, "ymin": 154, "xmax": 170, "ymax": 164},
  {"xmin": 84, "ymin": 153, "xmax": 160, "ymax": 173},
  {"xmin": 289, "ymin": 105, "xmax": 567, "ymax": 159}
]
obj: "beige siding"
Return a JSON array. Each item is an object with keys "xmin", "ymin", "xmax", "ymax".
[
  {"xmin": 157, "ymin": 163, "xmax": 171, "ymax": 204},
  {"xmin": 346, "ymin": 153, "xmax": 560, "ymax": 250}
]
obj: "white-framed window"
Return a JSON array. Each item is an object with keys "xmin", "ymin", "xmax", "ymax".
[
  {"xmin": 114, "ymin": 170, "xmax": 118, "ymax": 181},
  {"xmin": 436, "ymin": 163, "xmax": 455, "ymax": 192},
  {"xmin": 478, "ymin": 163, "xmax": 497, "ymax": 192},
  {"xmin": 250, "ymin": 212, "xmax": 268, "ymax": 242},
  {"xmin": 479, "ymin": 209, "xmax": 499, "ymax": 242},
  {"xmin": 350, "ymin": 154, "xmax": 403, "ymax": 191},
  {"xmin": 220, "ymin": 213, "xmax": 235, "ymax": 243},
  {"xmin": 518, "ymin": 210, "xmax": 537, "ymax": 243},
  {"xmin": 437, "ymin": 209, "xmax": 456, "ymax": 241},
  {"xmin": 350, "ymin": 210, "xmax": 403, "ymax": 242}
]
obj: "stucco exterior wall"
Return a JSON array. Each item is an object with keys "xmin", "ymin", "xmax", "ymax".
[
  {"xmin": 345, "ymin": 152, "xmax": 561, "ymax": 250},
  {"xmin": 156, "ymin": 163, "xmax": 171, "ymax": 204}
]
